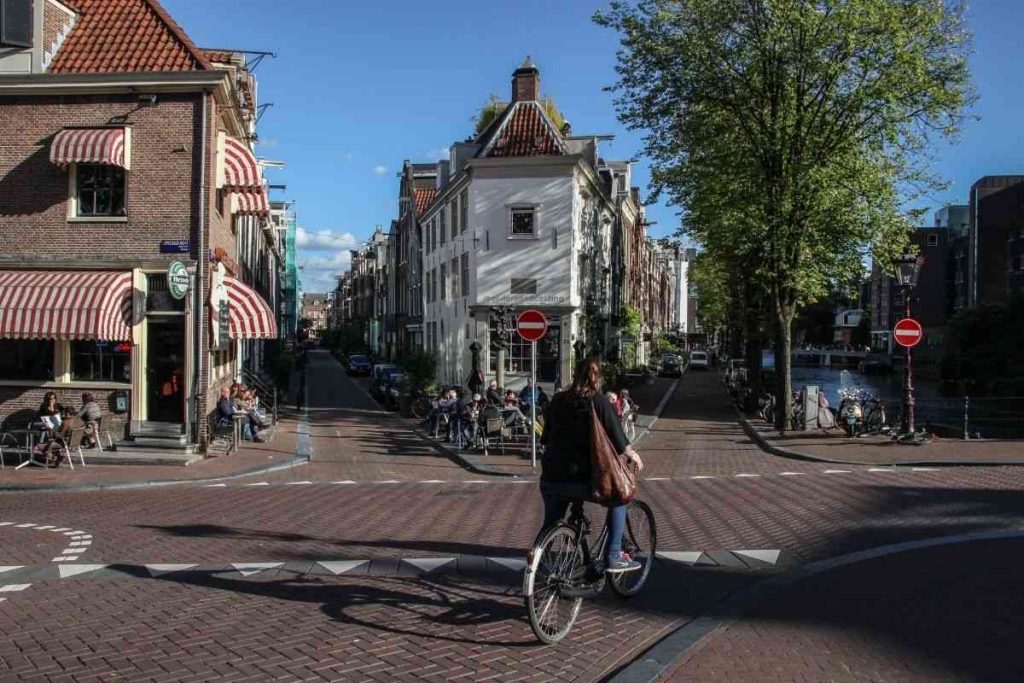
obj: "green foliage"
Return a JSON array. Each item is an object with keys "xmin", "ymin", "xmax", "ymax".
[
  {"xmin": 941, "ymin": 294, "xmax": 1024, "ymax": 395},
  {"xmin": 474, "ymin": 94, "xmax": 567, "ymax": 135},
  {"xmin": 655, "ymin": 333, "xmax": 681, "ymax": 354},
  {"xmin": 688, "ymin": 252, "xmax": 729, "ymax": 335},
  {"xmin": 596, "ymin": 0, "xmax": 974, "ymax": 428},
  {"xmin": 399, "ymin": 351, "xmax": 439, "ymax": 394},
  {"xmin": 620, "ymin": 304, "xmax": 642, "ymax": 338},
  {"xmin": 601, "ymin": 361, "xmax": 629, "ymax": 393}
]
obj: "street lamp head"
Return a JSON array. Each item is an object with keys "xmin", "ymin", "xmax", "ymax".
[{"xmin": 893, "ymin": 252, "xmax": 925, "ymax": 289}]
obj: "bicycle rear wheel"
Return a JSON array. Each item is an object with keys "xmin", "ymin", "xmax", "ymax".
[
  {"xmin": 609, "ymin": 500, "xmax": 657, "ymax": 598},
  {"xmin": 524, "ymin": 524, "xmax": 585, "ymax": 644}
]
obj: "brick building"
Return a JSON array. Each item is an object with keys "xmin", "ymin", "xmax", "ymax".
[
  {"xmin": 968, "ymin": 176, "xmax": 1024, "ymax": 306},
  {"xmin": 300, "ymin": 293, "xmax": 328, "ymax": 340},
  {"xmin": 0, "ymin": 0, "xmax": 280, "ymax": 451}
]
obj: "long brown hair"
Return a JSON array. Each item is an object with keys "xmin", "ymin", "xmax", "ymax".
[{"xmin": 570, "ymin": 356, "xmax": 603, "ymax": 398}]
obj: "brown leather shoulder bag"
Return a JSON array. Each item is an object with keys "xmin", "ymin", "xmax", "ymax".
[{"xmin": 590, "ymin": 402, "xmax": 637, "ymax": 505}]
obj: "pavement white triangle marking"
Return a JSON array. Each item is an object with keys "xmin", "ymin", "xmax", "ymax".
[
  {"xmin": 58, "ymin": 564, "xmax": 106, "ymax": 579},
  {"xmin": 230, "ymin": 562, "xmax": 284, "ymax": 577},
  {"xmin": 15, "ymin": 523, "xmax": 36, "ymax": 528},
  {"xmin": 317, "ymin": 560, "xmax": 367, "ymax": 575},
  {"xmin": 488, "ymin": 557, "xmax": 527, "ymax": 572},
  {"xmin": 205, "ymin": 484, "xmax": 227, "ymax": 488},
  {"xmin": 734, "ymin": 549, "xmax": 782, "ymax": 566},
  {"xmin": 824, "ymin": 469, "xmax": 851, "ymax": 474},
  {"xmin": 0, "ymin": 584, "xmax": 31, "ymax": 592},
  {"xmin": 285, "ymin": 481, "xmax": 313, "ymax": 485},
  {"xmin": 657, "ymin": 551, "xmax": 704, "ymax": 565},
  {"xmin": 735, "ymin": 474, "xmax": 761, "ymax": 478},
  {"xmin": 690, "ymin": 476, "xmax": 715, "ymax": 479},
  {"xmin": 333, "ymin": 480, "xmax": 356, "ymax": 484},
  {"xmin": 404, "ymin": 557, "xmax": 455, "ymax": 573},
  {"xmin": 869, "ymin": 468, "xmax": 896, "ymax": 473},
  {"xmin": 145, "ymin": 564, "xmax": 198, "ymax": 577},
  {"xmin": 245, "ymin": 482, "xmax": 270, "ymax": 487},
  {"xmin": 779, "ymin": 472, "xmax": 805, "ymax": 476},
  {"xmin": 0, "ymin": 566, "xmax": 24, "ymax": 575}
]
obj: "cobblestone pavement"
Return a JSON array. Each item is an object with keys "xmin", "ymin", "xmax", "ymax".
[
  {"xmin": 669, "ymin": 537, "xmax": 1024, "ymax": 682},
  {"xmin": 3, "ymin": 356, "xmax": 1024, "ymax": 680}
]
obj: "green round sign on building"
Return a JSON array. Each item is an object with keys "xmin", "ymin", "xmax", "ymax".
[{"xmin": 167, "ymin": 261, "xmax": 190, "ymax": 300}]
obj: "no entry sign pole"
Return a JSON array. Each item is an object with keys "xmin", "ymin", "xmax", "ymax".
[
  {"xmin": 893, "ymin": 316, "xmax": 923, "ymax": 434},
  {"xmin": 517, "ymin": 310, "xmax": 548, "ymax": 468}
]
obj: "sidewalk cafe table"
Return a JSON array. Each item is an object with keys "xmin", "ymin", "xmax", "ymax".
[{"xmin": 11, "ymin": 428, "xmax": 45, "ymax": 469}]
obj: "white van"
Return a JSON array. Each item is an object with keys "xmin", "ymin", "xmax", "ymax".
[{"xmin": 689, "ymin": 351, "xmax": 709, "ymax": 369}]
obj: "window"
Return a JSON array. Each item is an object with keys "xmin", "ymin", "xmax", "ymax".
[
  {"xmin": 0, "ymin": 340, "xmax": 54, "ymax": 381},
  {"xmin": 440, "ymin": 263, "xmax": 446, "ymax": 300},
  {"xmin": 452, "ymin": 200, "xmax": 460, "ymax": 235},
  {"xmin": 460, "ymin": 190, "xmax": 469, "ymax": 234},
  {"xmin": 511, "ymin": 278, "xmax": 537, "ymax": 295},
  {"xmin": 71, "ymin": 341, "xmax": 131, "ymax": 382},
  {"xmin": 451, "ymin": 258, "xmax": 460, "ymax": 299},
  {"xmin": 215, "ymin": 187, "xmax": 226, "ymax": 217},
  {"xmin": 489, "ymin": 315, "xmax": 561, "ymax": 376},
  {"xmin": 927, "ymin": 233, "xmax": 939, "ymax": 247},
  {"xmin": 440, "ymin": 207, "xmax": 447, "ymax": 244},
  {"xmin": 461, "ymin": 253, "xmax": 469, "ymax": 297},
  {"xmin": 75, "ymin": 164, "xmax": 126, "ymax": 217},
  {"xmin": 511, "ymin": 206, "xmax": 536, "ymax": 237}
]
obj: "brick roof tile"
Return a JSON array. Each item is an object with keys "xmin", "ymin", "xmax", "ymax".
[
  {"xmin": 414, "ymin": 187, "xmax": 438, "ymax": 216},
  {"xmin": 486, "ymin": 102, "xmax": 564, "ymax": 158},
  {"xmin": 49, "ymin": 0, "xmax": 211, "ymax": 74}
]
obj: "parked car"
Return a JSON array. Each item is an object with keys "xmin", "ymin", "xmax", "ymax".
[
  {"xmin": 689, "ymin": 351, "xmax": 710, "ymax": 370},
  {"xmin": 659, "ymin": 355, "xmax": 683, "ymax": 377},
  {"xmin": 347, "ymin": 354, "xmax": 372, "ymax": 376}
]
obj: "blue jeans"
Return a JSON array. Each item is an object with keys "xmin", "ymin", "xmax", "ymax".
[{"xmin": 539, "ymin": 480, "xmax": 627, "ymax": 565}]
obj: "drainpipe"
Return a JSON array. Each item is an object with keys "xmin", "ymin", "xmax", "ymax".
[{"xmin": 192, "ymin": 92, "xmax": 208, "ymax": 446}]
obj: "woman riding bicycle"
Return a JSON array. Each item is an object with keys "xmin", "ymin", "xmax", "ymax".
[{"xmin": 538, "ymin": 356, "xmax": 645, "ymax": 573}]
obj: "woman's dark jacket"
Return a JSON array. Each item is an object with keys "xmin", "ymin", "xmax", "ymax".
[{"xmin": 540, "ymin": 392, "xmax": 628, "ymax": 484}]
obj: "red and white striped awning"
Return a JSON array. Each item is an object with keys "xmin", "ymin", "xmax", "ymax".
[
  {"xmin": 50, "ymin": 128, "xmax": 130, "ymax": 169},
  {"xmin": 0, "ymin": 270, "xmax": 133, "ymax": 341},
  {"xmin": 225, "ymin": 276, "xmax": 277, "ymax": 339},
  {"xmin": 222, "ymin": 135, "xmax": 262, "ymax": 189},
  {"xmin": 231, "ymin": 185, "xmax": 270, "ymax": 216}
]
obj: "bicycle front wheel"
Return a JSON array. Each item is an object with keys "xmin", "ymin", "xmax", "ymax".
[
  {"xmin": 609, "ymin": 500, "xmax": 657, "ymax": 598},
  {"xmin": 524, "ymin": 524, "xmax": 585, "ymax": 644}
]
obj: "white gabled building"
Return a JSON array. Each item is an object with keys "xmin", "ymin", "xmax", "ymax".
[{"xmin": 420, "ymin": 59, "xmax": 639, "ymax": 388}]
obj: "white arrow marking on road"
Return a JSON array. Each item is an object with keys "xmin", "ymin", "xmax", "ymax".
[
  {"xmin": 317, "ymin": 560, "xmax": 367, "ymax": 575},
  {"xmin": 231, "ymin": 563, "xmax": 284, "ymax": 577},
  {"xmin": 657, "ymin": 551, "xmax": 704, "ymax": 565},
  {"xmin": 824, "ymin": 470, "xmax": 851, "ymax": 474},
  {"xmin": 488, "ymin": 557, "xmax": 527, "ymax": 572},
  {"xmin": 58, "ymin": 564, "xmax": 107, "ymax": 579},
  {"xmin": 404, "ymin": 558, "xmax": 455, "ymax": 573},
  {"xmin": 734, "ymin": 549, "xmax": 782, "ymax": 566},
  {"xmin": 145, "ymin": 564, "xmax": 198, "ymax": 577},
  {"xmin": 245, "ymin": 482, "xmax": 269, "ymax": 487},
  {"xmin": 0, "ymin": 566, "xmax": 24, "ymax": 575}
]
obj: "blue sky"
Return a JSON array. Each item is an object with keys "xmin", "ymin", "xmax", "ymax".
[{"xmin": 164, "ymin": 0, "xmax": 1024, "ymax": 294}]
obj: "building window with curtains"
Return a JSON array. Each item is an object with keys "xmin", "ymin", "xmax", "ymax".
[
  {"xmin": 71, "ymin": 341, "xmax": 132, "ymax": 382},
  {"xmin": 450, "ymin": 258, "xmax": 460, "ymax": 299},
  {"xmin": 75, "ymin": 164, "xmax": 126, "ymax": 217},
  {"xmin": 0, "ymin": 340, "xmax": 54, "ymax": 381}
]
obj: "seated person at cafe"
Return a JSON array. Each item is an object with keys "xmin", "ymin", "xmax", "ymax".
[
  {"xmin": 36, "ymin": 391, "xmax": 64, "ymax": 430},
  {"xmin": 77, "ymin": 392, "xmax": 102, "ymax": 448},
  {"xmin": 426, "ymin": 388, "xmax": 457, "ymax": 436},
  {"xmin": 216, "ymin": 387, "xmax": 264, "ymax": 443},
  {"xmin": 485, "ymin": 379, "xmax": 503, "ymax": 407},
  {"xmin": 502, "ymin": 390, "xmax": 528, "ymax": 428},
  {"xmin": 242, "ymin": 389, "xmax": 270, "ymax": 430}
]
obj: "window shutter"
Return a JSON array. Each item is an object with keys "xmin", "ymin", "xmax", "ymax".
[{"xmin": 0, "ymin": 0, "xmax": 33, "ymax": 48}]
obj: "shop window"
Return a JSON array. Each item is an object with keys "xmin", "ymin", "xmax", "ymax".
[
  {"xmin": 74, "ymin": 164, "xmax": 127, "ymax": 218},
  {"xmin": 0, "ymin": 340, "xmax": 54, "ymax": 381},
  {"xmin": 71, "ymin": 341, "xmax": 131, "ymax": 382}
]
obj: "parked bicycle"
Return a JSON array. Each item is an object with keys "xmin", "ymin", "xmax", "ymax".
[{"xmin": 524, "ymin": 498, "xmax": 656, "ymax": 644}]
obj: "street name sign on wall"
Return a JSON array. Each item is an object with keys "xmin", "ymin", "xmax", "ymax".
[
  {"xmin": 517, "ymin": 309, "xmax": 548, "ymax": 342},
  {"xmin": 893, "ymin": 318, "xmax": 923, "ymax": 348},
  {"xmin": 167, "ymin": 261, "xmax": 190, "ymax": 300},
  {"xmin": 160, "ymin": 239, "xmax": 191, "ymax": 254}
]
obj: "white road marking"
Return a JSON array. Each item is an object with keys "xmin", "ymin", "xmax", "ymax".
[
  {"xmin": 245, "ymin": 482, "xmax": 270, "ymax": 487},
  {"xmin": 317, "ymin": 560, "xmax": 367, "ymax": 575},
  {"xmin": 284, "ymin": 481, "xmax": 313, "ymax": 485},
  {"xmin": 15, "ymin": 523, "xmax": 36, "ymax": 528},
  {"xmin": 690, "ymin": 476, "xmax": 715, "ymax": 479},
  {"xmin": 869, "ymin": 468, "xmax": 896, "ymax": 473},
  {"xmin": 824, "ymin": 469, "xmax": 852, "ymax": 474},
  {"xmin": 644, "ymin": 477, "xmax": 669, "ymax": 481},
  {"xmin": 912, "ymin": 467, "xmax": 939, "ymax": 472},
  {"xmin": 0, "ymin": 584, "xmax": 31, "ymax": 592},
  {"xmin": 230, "ymin": 562, "xmax": 284, "ymax": 577},
  {"xmin": 332, "ymin": 480, "xmax": 356, "ymax": 484},
  {"xmin": 0, "ymin": 567, "xmax": 24, "ymax": 575},
  {"xmin": 779, "ymin": 472, "xmax": 805, "ymax": 476},
  {"xmin": 735, "ymin": 473, "xmax": 761, "ymax": 478},
  {"xmin": 58, "ymin": 565, "xmax": 106, "ymax": 579},
  {"xmin": 204, "ymin": 484, "xmax": 227, "ymax": 488},
  {"xmin": 657, "ymin": 551, "xmax": 704, "ymax": 565}
]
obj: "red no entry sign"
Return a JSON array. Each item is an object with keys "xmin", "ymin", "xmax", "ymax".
[
  {"xmin": 517, "ymin": 309, "xmax": 548, "ymax": 342},
  {"xmin": 893, "ymin": 317, "xmax": 923, "ymax": 348}
]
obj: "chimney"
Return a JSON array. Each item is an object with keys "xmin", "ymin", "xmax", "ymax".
[{"xmin": 512, "ymin": 56, "xmax": 540, "ymax": 102}]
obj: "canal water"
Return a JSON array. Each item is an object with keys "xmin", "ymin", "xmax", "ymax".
[{"xmin": 784, "ymin": 365, "xmax": 1022, "ymax": 439}]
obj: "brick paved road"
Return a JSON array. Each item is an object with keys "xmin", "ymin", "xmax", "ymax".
[{"xmin": 3, "ymin": 360, "xmax": 1024, "ymax": 680}]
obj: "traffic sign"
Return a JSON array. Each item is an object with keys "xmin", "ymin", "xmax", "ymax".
[
  {"xmin": 517, "ymin": 309, "xmax": 548, "ymax": 342},
  {"xmin": 893, "ymin": 317, "xmax": 923, "ymax": 348}
]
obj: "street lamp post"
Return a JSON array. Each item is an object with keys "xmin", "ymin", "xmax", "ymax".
[{"xmin": 894, "ymin": 252, "xmax": 925, "ymax": 434}]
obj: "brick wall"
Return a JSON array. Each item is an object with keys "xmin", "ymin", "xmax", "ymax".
[
  {"xmin": 42, "ymin": 1, "xmax": 68, "ymax": 55},
  {"xmin": 0, "ymin": 386, "xmax": 128, "ymax": 439},
  {"xmin": 0, "ymin": 93, "xmax": 201, "ymax": 259}
]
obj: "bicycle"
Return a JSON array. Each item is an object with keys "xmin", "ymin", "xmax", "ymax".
[{"xmin": 524, "ymin": 498, "xmax": 657, "ymax": 644}]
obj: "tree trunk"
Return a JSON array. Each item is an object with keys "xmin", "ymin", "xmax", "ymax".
[{"xmin": 774, "ymin": 309, "xmax": 794, "ymax": 433}]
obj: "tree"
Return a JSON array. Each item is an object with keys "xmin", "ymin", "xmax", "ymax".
[{"xmin": 597, "ymin": 0, "xmax": 972, "ymax": 430}]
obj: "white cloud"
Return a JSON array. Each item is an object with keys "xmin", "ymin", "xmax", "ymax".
[
  {"xmin": 298, "ymin": 250, "xmax": 353, "ymax": 294},
  {"xmin": 373, "ymin": 164, "xmax": 388, "ymax": 176},
  {"xmin": 295, "ymin": 227, "xmax": 358, "ymax": 251}
]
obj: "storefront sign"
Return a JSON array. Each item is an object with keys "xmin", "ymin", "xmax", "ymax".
[
  {"xmin": 167, "ymin": 261, "xmax": 190, "ymax": 300},
  {"xmin": 160, "ymin": 240, "xmax": 191, "ymax": 253},
  {"xmin": 209, "ymin": 262, "xmax": 230, "ymax": 351}
]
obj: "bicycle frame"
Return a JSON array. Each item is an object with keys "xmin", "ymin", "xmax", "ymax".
[{"xmin": 556, "ymin": 501, "xmax": 609, "ymax": 599}]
